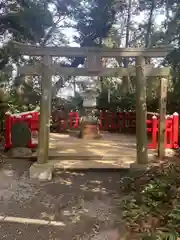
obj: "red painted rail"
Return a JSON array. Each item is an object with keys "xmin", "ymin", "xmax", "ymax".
[{"xmin": 4, "ymin": 111, "xmax": 179, "ymax": 150}]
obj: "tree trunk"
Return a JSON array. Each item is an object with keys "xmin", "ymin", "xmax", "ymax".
[
  {"xmin": 145, "ymin": 0, "xmax": 155, "ymax": 48},
  {"xmin": 145, "ymin": 0, "xmax": 155, "ymax": 99}
]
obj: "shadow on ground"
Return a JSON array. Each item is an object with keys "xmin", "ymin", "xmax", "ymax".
[{"xmin": 0, "ymin": 158, "xmax": 126, "ymax": 240}]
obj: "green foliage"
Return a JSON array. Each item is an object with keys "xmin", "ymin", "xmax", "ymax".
[
  {"xmin": 0, "ymin": 0, "xmax": 53, "ymax": 71},
  {"xmin": 97, "ymin": 89, "xmax": 110, "ymax": 110},
  {"xmin": 1, "ymin": 0, "xmax": 180, "ymax": 119},
  {"xmin": 116, "ymin": 94, "xmax": 136, "ymax": 111},
  {"xmin": 70, "ymin": 0, "xmax": 123, "ymax": 67},
  {"xmin": 119, "ymin": 162, "xmax": 180, "ymax": 239},
  {"xmin": 74, "ymin": 0, "xmax": 117, "ymax": 45},
  {"xmin": 0, "ymin": 0, "xmax": 53, "ymax": 43},
  {"xmin": 68, "ymin": 92, "xmax": 83, "ymax": 111},
  {"xmin": 97, "ymin": 89, "xmax": 136, "ymax": 111},
  {"xmin": 141, "ymin": 230, "xmax": 179, "ymax": 240},
  {"xmin": 168, "ymin": 204, "xmax": 180, "ymax": 229},
  {"xmin": 142, "ymin": 179, "xmax": 172, "ymax": 204}
]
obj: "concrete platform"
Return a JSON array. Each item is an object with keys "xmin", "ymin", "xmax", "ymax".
[
  {"xmin": 47, "ymin": 132, "xmax": 138, "ymax": 159},
  {"xmin": 28, "ymin": 132, "xmax": 177, "ymax": 179},
  {"xmin": 31, "ymin": 132, "xmax": 155, "ymax": 161},
  {"xmin": 29, "ymin": 158, "xmax": 133, "ymax": 180},
  {"xmin": 29, "ymin": 132, "xmax": 159, "ymax": 175}
]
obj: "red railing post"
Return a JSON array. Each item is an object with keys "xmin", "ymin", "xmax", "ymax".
[
  {"xmin": 172, "ymin": 112, "xmax": 179, "ymax": 148},
  {"xmin": 165, "ymin": 115, "xmax": 173, "ymax": 148},
  {"xmin": 30, "ymin": 112, "xmax": 39, "ymax": 148},
  {"xmin": 75, "ymin": 111, "xmax": 79, "ymax": 128},
  {"xmin": 24, "ymin": 112, "xmax": 38, "ymax": 148},
  {"xmin": 152, "ymin": 115, "xmax": 158, "ymax": 149},
  {"xmin": 69, "ymin": 111, "xmax": 79, "ymax": 128},
  {"xmin": 147, "ymin": 115, "xmax": 158, "ymax": 149},
  {"xmin": 4, "ymin": 113, "xmax": 11, "ymax": 149}
]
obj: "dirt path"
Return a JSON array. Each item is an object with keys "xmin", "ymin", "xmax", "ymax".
[{"xmin": 0, "ymin": 158, "xmax": 126, "ymax": 240}]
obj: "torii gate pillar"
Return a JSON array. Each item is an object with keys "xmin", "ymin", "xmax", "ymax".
[
  {"xmin": 135, "ymin": 56, "xmax": 148, "ymax": 164},
  {"xmin": 37, "ymin": 55, "xmax": 52, "ymax": 164}
]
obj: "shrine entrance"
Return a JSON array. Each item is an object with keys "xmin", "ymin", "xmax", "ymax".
[{"xmin": 14, "ymin": 42, "xmax": 173, "ymax": 170}]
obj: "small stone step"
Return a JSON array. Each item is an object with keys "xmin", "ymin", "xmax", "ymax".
[
  {"xmin": 52, "ymin": 159, "xmax": 132, "ymax": 170},
  {"xmin": 30, "ymin": 163, "xmax": 54, "ymax": 180}
]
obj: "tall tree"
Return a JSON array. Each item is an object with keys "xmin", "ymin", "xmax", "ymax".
[
  {"xmin": 0, "ymin": 0, "xmax": 53, "ymax": 70},
  {"xmin": 71, "ymin": 0, "xmax": 122, "ymax": 67}
]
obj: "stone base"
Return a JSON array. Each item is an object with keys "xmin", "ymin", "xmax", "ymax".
[
  {"xmin": 79, "ymin": 123, "xmax": 100, "ymax": 139},
  {"xmin": 29, "ymin": 163, "xmax": 54, "ymax": 180},
  {"xmin": 10, "ymin": 147, "xmax": 32, "ymax": 158},
  {"xmin": 130, "ymin": 163, "xmax": 149, "ymax": 172}
]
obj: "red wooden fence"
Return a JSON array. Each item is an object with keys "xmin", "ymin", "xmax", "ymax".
[
  {"xmin": 4, "ymin": 111, "xmax": 179, "ymax": 150},
  {"xmin": 99, "ymin": 111, "xmax": 179, "ymax": 149}
]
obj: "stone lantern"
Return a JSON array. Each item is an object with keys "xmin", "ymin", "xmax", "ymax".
[
  {"xmin": 78, "ymin": 88, "xmax": 101, "ymax": 139},
  {"xmin": 81, "ymin": 88, "xmax": 98, "ymax": 114}
]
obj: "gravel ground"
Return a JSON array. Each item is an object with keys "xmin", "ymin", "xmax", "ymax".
[{"xmin": 0, "ymin": 158, "xmax": 126, "ymax": 240}]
